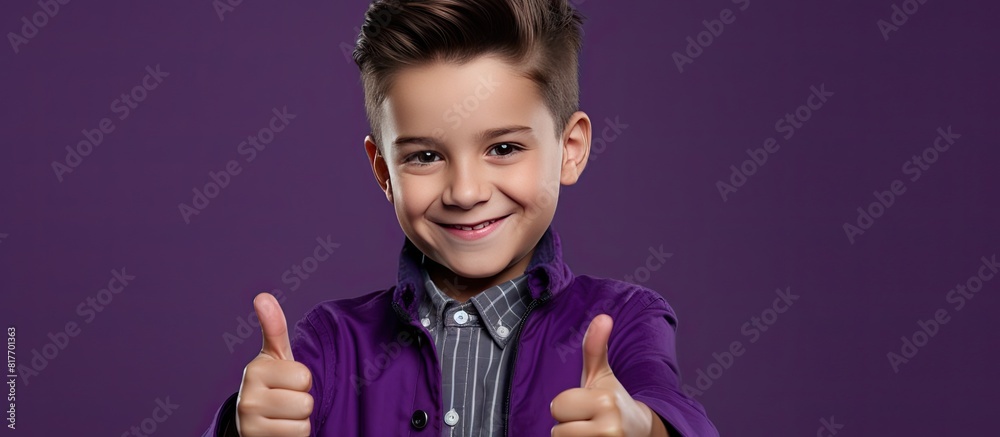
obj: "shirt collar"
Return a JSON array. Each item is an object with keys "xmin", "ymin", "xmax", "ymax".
[
  {"xmin": 417, "ymin": 267, "xmax": 532, "ymax": 348},
  {"xmin": 392, "ymin": 223, "xmax": 574, "ymax": 322}
]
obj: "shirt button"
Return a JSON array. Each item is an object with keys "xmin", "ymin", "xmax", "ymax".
[
  {"xmin": 444, "ymin": 408, "xmax": 460, "ymax": 426},
  {"xmin": 453, "ymin": 310, "xmax": 469, "ymax": 325},
  {"xmin": 496, "ymin": 325, "xmax": 510, "ymax": 338},
  {"xmin": 411, "ymin": 410, "xmax": 428, "ymax": 429},
  {"xmin": 420, "ymin": 317, "xmax": 430, "ymax": 327}
]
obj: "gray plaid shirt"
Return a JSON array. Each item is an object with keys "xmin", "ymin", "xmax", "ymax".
[{"xmin": 417, "ymin": 265, "xmax": 534, "ymax": 437}]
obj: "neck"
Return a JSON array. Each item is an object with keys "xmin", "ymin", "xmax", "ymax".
[{"xmin": 423, "ymin": 250, "xmax": 533, "ymax": 303}]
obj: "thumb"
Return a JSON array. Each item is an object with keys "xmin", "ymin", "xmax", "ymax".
[
  {"xmin": 581, "ymin": 314, "xmax": 613, "ymax": 388},
  {"xmin": 254, "ymin": 292, "xmax": 294, "ymax": 361}
]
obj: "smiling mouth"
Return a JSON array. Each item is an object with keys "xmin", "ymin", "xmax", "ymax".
[{"xmin": 438, "ymin": 214, "xmax": 511, "ymax": 231}]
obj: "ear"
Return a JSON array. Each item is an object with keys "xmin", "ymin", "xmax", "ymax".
[
  {"xmin": 365, "ymin": 135, "xmax": 394, "ymax": 203},
  {"xmin": 559, "ymin": 111, "xmax": 591, "ymax": 186}
]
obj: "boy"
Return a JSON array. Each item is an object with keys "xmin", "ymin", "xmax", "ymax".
[{"xmin": 203, "ymin": 0, "xmax": 718, "ymax": 435}]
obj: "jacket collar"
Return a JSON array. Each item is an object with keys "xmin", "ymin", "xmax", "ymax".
[{"xmin": 392, "ymin": 223, "xmax": 574, "ymax": 319}]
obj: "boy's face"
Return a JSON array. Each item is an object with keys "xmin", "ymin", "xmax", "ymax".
[{"xmin": 365, "ymin": 55, "xmax": 591, "ymax": 289}]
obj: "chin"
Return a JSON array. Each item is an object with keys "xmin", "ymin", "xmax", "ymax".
[{"xmin": 437, "ymin": 255, "xmax": 509, "ymax": 279}]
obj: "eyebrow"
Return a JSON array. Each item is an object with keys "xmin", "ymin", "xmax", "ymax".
[{"xmin": 392, "ymin": 125, "xmax": 533, "ymax": 149}]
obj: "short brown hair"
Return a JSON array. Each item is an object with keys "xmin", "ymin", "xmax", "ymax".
[{"xmin": 352, "ymin": 0, "xmax": 586, "ymax": 152}]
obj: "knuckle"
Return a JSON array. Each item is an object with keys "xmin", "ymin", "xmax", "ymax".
[
  {"xmin": 302, "ymin": 393, "xmax": 315, "ymax": 413},
  {"xmin": 235, "ymin": 398, "xmax": 252, "ymax": 416},
  {"xmin": 596, "ymin": 423, "xmax": 624, "ymax": 437},
  {"xmin": 594, "ymin": 392, "xmax": 616, "ymax": 410},
  {"xmin": 244, "ymin": 361, "xmax": 266, "ymax": 380},
  {"xmin": 298, "ymin": 367, "xmax": 313, "ymax": 389},
  {"xmin": 237, "ymin": 415, "xmax": 261, "ymax": 435},
  {"xmin": 296, "ymin": 419, "xmax": 311, "ymax": 436},
  {"xmin": 549, "ymin": 390, "xmax": 570, "ymax": 412},
  {"xmin": 236, "ymin": 397, "xmax": 261, "ymax": 418}
]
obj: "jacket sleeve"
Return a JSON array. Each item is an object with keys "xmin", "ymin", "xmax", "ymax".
[
  {"xmin": 608, "ymin": 287, "xmax": 720, "ymax": 437},
  {"xmin": 297, "ymin": 307, "xmax": 339, "ymax": 434},
  {"xmin": 200, "ymin": 392, "xmax": 239, "ymax": 437},
  {"xmin": 200, "ymin": 306, "xmax": 335, "ymax": 437}
]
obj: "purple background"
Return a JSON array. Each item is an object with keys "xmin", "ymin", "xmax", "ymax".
[{"xmin": 2, "ymin": 0, "xmax": 998, "ymax": 435}]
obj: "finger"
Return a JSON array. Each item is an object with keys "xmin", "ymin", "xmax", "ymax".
[
  {"xmin": 250, "ymin": 360, "xmax": 312, "ymax": 392},
  {"xmin": 254, "ymin": 291, "xmax": 294, "ymax": 361},
  {"xmin": 550, "ymin": 387, "xmax": 608, "ymax": 422},
  {"xmin": 237, "ymin": 416, "xmax": 311, "ymax": 437},
  {"xmin": 259, "ymin": 389, "xmax": 314, "ymax": 420},
  {"xmin": 581, "ymin": 314, "xmax": 613, "ymax": 388},
  {"xmin": 551, "ymin": 420, "xmax": 603, "ymax": 437},
  {"xmin": 238, "ymin": 388, "xmax": 313, "ymax": 420}
]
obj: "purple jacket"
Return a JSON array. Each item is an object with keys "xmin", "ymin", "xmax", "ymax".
[{"xmin": 204, "ymin": 225, "xmax": 718, "ymax": 436}]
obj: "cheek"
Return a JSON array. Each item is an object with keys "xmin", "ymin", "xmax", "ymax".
[
  {"xmin": 506, "ymin": 161, "xmax": 557, "ymax": 207},
  {"xmin": 396, "ymin": 176, "xmax": 439, "ymax": 216}
]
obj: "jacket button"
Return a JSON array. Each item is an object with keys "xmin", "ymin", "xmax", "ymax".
[{"xmin": 411, "ymin": 410, "xmax": 428, "ymax": 429}]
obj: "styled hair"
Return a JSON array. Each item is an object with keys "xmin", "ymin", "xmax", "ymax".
[{"xmin": 352, "ymin": 0, "xmax": 586, "ymax": 152}]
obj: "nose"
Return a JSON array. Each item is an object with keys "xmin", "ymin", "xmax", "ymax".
[{"xmin": 442, "ymin": 160, "xmax": 491, "ymax": 209}]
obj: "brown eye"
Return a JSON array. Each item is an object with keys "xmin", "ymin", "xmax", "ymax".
[
  {"xmin": 404, "ymin": 151, "xmax": 441, "ymax": 166},
  {"xmin": 489, "ymin": 143, "xmax": 522, "ymax": 157},
  {"xmin": 416, "ymin": 151, "xmax": 438, "ymax": 162}
]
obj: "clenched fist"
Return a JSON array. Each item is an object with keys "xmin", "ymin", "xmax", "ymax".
[{"xmin": 235, "ymin": 292, "xmax": 315, "ymax": 437}]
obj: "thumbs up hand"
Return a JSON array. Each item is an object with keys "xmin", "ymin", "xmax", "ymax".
[
  {"xmin": 550, "ymin": 314, "xmax": 669, "ymax": 437},
  {"xmin": 235, "ymin": 292, "xmax": 314, "ymax": 437}
]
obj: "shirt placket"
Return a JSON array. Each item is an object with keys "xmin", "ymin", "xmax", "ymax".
[{"xmin": 439, "ymin": 300, "xmax": 480, "ymax": 437}]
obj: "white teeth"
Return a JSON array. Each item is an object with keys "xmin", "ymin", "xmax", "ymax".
[{"xmin": 450, "ymin": 219, "xmax": 497, "ymax": 231}]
